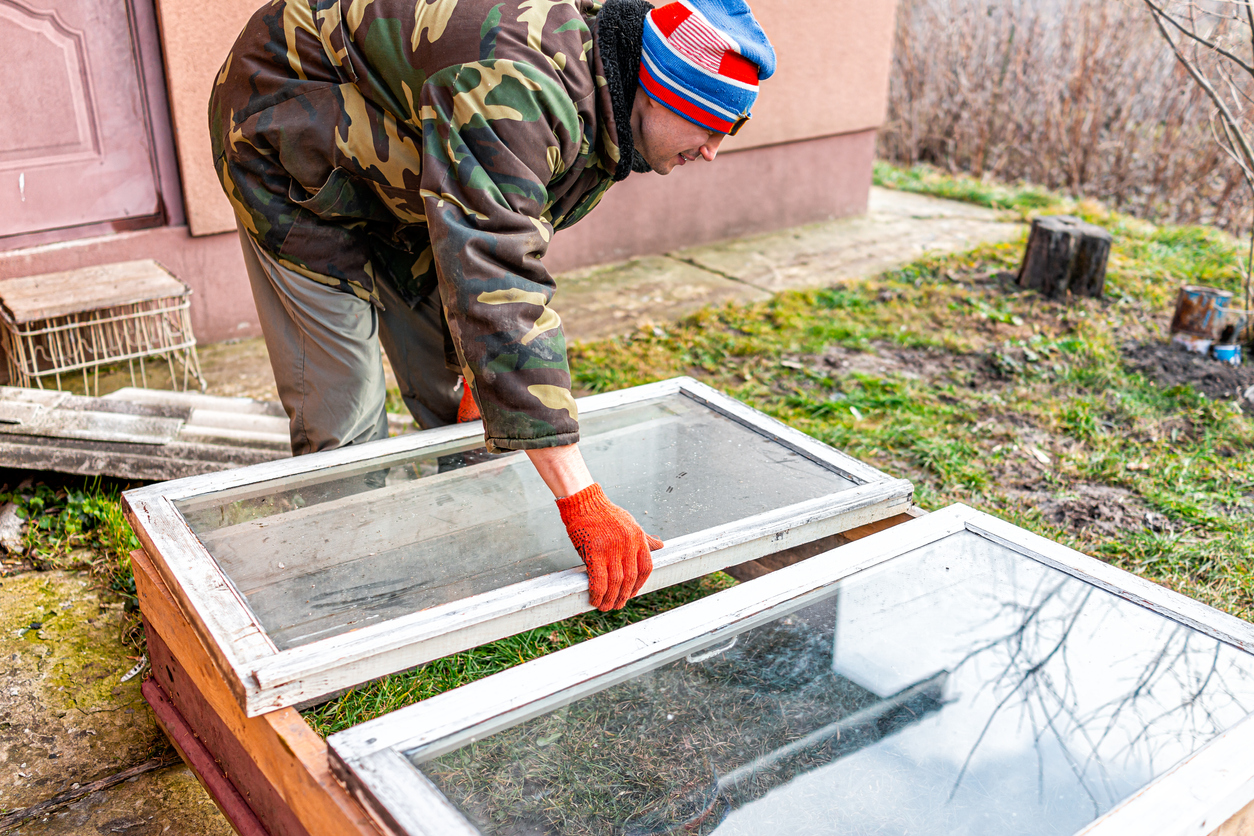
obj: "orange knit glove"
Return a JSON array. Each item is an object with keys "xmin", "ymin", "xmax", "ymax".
[
  {"xmin": 457, "ymin": 379, "xmax": 481, "ymax": 423},
  {"xmin": 557, "ymin": 483, "xmax": 663, "ymax": 611}
]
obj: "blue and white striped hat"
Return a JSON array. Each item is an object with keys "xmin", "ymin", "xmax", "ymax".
[{"xmin": 638, "ymin": 0, "xmax": 777, "ymax": 135}]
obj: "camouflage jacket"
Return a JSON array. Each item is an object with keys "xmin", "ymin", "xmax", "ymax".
[{"xmin": 210, "ymin": 0, "xmax": 627, "ymax": 453}]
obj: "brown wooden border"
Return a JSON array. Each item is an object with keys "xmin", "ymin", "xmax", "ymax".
[{"xmin": 133, "ymin": 547, "xmax": 381, "ymax": 836}]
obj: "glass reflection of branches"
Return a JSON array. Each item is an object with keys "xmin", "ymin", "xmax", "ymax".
[
  {"xmin": 944, "ymin": 571, "xmax": 1251, "ymax": 816},
  {"xmin": 413, "ymin": 534, "xmax": 1254, "ymax": 836}
]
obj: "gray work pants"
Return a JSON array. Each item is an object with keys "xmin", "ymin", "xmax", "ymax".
[{"xmin": 238, "ymin": 228, "xmax": 461, "ymax": 456}]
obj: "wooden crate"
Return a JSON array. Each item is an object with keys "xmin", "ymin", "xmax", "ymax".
[
  {"xmin": 134, "ymin": 547, "xmax": 382, "ymax": 836},
  {"xmin": 0, "ymin": 260, "xmax": 205, "ymax": 393}
]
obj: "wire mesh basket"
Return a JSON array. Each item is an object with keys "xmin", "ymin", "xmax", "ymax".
[{"xmin": 0, "ymin": 260, "xmax": 207, "ymax": 394}]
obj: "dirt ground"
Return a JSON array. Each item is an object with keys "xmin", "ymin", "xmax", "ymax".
[
  {"xmin": 0, "ymin": 572, "xmax": 234, "ymax": 835},
  {"xmin": 785, "ymin": 264, "xmax": 1250, "ymax": 545},
  {"xmin": 1122, "ymin": 340, "xmax": 1254, "ymax": 403}
]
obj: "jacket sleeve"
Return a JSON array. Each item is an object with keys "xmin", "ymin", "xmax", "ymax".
[{"xmin": 419, "ymin": 60, "xmax": 587, "ymax": 454}]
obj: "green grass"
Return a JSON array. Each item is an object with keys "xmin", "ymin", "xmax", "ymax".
[
  {"xmin": 561, "ymin": 168, "xmax": 1252, "ymax": 633},
  {"xmin": 302, "ymin": 572, "xmax": 737, "ymax": 736},
  {"xmin": 873, "ymin": 160, "xmax": 1060, "ymax": 215},
  {"xmin": 12, "ymin": 163, "xmax": 1253, "ymax": 738},
  {"xmin": 4, "ymin": 480, "xmax": 144, "ymax": 647}
]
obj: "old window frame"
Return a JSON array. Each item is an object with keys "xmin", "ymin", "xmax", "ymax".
[
  {"xmin": 325, "ymin": 503, "xmax": 1254, "ymax": 836},
  {"xmin": 123, "ymin": 377, "xmax": 914, "ymax": 716}
]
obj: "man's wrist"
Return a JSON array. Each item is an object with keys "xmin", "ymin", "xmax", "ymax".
[{"xmin": 526, "ymin": 443, "xmax": 595, "ymax": 498}]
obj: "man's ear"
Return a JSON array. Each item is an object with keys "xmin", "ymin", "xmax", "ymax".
[{"xmin": 633, "ymin": 84, "xmax": 653, "ymax": 113}]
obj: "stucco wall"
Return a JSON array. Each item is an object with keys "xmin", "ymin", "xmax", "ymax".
[{"xmin": 159, "ymin": 0, "xmax": 899, "ymax": 237}]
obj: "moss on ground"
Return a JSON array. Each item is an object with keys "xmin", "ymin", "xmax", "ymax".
[{"xmin": 0, "ymin": 572, "xmax": 159, "ymax": 814}]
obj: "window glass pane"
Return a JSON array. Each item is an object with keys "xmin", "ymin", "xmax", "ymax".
[
  {"xmin": 411, "ymin": 531, "xmax": 1254, "ymax": 836},
  {"xmin": 174, "ymin": 393, "xmax": 857, "ymax": 650}
]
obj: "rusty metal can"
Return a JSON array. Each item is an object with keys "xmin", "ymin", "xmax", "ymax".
[{"xmin": 1170, "ymin": 286, "xmax": 1234, "ymax": 340}]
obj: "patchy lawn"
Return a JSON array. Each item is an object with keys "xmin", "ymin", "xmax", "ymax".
[
  {"xmin": 9, "ymin": 166, "xmax": 1252, "ymax": 739},
  {"xmin": 307, "ymin": 171, "xmax": 1253, "ymax": 734}
]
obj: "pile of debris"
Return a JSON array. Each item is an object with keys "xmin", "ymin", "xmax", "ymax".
[{"xmin": 1169, "ymin": 285, "xmax": 1249, "ymax": 367}]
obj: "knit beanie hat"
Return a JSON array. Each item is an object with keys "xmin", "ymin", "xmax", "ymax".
[{"xmin": 639, "ymin": 0, "xmax": 777, "ymax": 136}]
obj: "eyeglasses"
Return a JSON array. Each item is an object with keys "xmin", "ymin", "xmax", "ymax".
[{"xmin": 728, "ymin": 114, "xmax": 750, "ymax": 136}]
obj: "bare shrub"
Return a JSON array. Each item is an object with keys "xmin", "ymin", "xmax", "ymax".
[{"xmin": 880, "ymin": 0, "xmax": 1251, "ymax": 236}]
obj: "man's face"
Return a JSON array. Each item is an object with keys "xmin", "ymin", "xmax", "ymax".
[{"xmin": 632, "ymin": 89, "xmax": 726, "ymax": 175}]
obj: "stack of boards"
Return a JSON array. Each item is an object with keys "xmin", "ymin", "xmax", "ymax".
[{"xmin": 0, "ymin": 385, "xmax": 290, "ymax": 480}]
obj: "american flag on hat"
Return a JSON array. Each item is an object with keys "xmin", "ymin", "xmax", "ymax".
[{"xmin": 638, "ymin": 0, "xmax": 776, "ymax": 136}]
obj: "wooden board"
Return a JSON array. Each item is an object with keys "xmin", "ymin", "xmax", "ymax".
[
  {"xmin": 1215, "ymin": 800, "xmax": 1254, "ymax": 836},
  {"xmin": 724, "ymin": 507, "xmax": 926, "ymax": 582},
  {"xmin": 143, "ymin": 677, "xmax": 269, "ymax": 836},
  {"xmin": 0, "ymin": 260, "xmax": 190, "ymax": 323},
  {"xmin": 133, "ymin": 547, "xmax": 381, "ymax": 836}
]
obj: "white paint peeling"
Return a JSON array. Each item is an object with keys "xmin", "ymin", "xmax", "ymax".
[{"xmin": 18, "ymin": 172, "xmax": 25, "ymax": 202}]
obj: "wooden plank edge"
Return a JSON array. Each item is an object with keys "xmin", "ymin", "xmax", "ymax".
[
  {"xmin": 1211, "ymin": 797, "xmax": 1254, "ymax": 836},
  {"xmin": 142, "ymin": 677, "xmax": 270, "ymax": 836},
  {"xmin": 725, "ymin": 508, "xmax": 922, "ymax": 582},
  {"xmin": 125, "ymin": 498, "xmax": 275, "ymax": 707},
  {"xmin": 145, "ymin": 617, "xmax": 313, "ymax": 836},
  {"xmin": 332, "ymin": 749, "xmax": 479, "ymax": 836},
  {"xmin": 132, "ymin": 548, "xmax": 382, "ymax": 836}
]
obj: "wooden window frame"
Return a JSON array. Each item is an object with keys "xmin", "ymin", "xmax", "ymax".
[
  {"xmin": 326, "ymin": 504, "xmax": 1254, "ymax": 836},
  {"xmin": 123, "ymin": 377, "xmax": 914, "ymax": 716}
]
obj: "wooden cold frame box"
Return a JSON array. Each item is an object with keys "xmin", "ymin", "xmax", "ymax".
[
  {"xmin": 124, "ymin": 377, "xmax": 915, "ymax": 716},
  {"xmin": 327, "ymin": 504, "xmax": 1254, "ymax": 836},
  {"xmin": 131, "ymin": 515, "xmax": 918, "ymax": 836}
]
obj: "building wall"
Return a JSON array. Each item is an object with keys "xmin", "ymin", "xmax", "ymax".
[
  {"xmin": 166, "ymin": 0, "xmax": 898, "ymax": 237},
  {"xmin": 0, "ymin": 0, "xmax": 899, "ymax": 343}
]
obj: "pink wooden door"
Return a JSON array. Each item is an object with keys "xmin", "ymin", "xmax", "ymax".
[{"xmin": 0, "ymin": 0, "xmax": 161, "ymax": 238}]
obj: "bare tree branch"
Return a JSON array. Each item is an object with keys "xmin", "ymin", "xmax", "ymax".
[
  {"xmin": 1144, "ymin": 1, "xmax": 1254, "ymax": 182},
  {"xmin": 1143, "ymin": 0, "xmax": 1254, "ymax": 75}
]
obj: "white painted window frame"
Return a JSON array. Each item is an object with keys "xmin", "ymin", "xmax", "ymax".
[
  {"xmin": 123, "ymin": 377, "xmax": 914, "ymax": 716},
  {"xmin": 326, "ymin": 503, "xmax": 1254, "ymax": 836}
]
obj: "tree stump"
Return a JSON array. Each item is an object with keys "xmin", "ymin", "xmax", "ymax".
[{"xmin": 1016, "ymin": 215, "xmax": 1112, "ymax": 299}]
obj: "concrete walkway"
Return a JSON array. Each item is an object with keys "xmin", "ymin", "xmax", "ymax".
[
  {"xmin": 0, "ymin": 187, "xmax": 1020, "ymax": 835},
  {"xmin": 197, "ymin": 186, "xmax": 1022, "ymax": 402}
]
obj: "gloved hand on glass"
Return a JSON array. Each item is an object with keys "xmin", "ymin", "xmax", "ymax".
[{"xmin": 459, "ymin": 378, "xmax": 662, "ymax": 609}]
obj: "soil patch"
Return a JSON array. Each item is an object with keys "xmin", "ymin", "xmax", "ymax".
[
  {"xmin": 811, "ymin": 342, "xmax": 988, "ymax": 385},
  {"xmin": 1008, "ymin": 484, "xmax": 1158, "ymax": 539},
  {"xmin": 1122, "ymin": 340, "xmax": 1254, "ymax": 403},
  {"xmin": 0, "ymin": 572, "xmax": 160, "ymax": 811}
]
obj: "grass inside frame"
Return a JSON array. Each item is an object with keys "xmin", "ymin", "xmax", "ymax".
[{"xmin": 327, "ymin": 503, "xmax": 1254, "ymax": 836}]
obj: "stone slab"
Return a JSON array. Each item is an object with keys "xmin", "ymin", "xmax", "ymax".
[
  {"xmin": 557, "ymin": 255, "xmax": 772, "ymax": 343},
  {"xmin": 677, "ymin": 186, "xmax": 1023, "ymax": 294}
]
